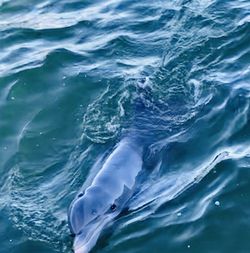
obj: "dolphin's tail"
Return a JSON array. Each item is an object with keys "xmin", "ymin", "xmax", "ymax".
[
  {"xmin": 124, "ymin": 78, "xmax": 163, "ymax": 145},
  {"xmin": 121, "ymin": 79, "xmax": 164, "ymax": 170}
]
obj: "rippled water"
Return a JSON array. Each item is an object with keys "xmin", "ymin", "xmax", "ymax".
[{"xmin": 1, "ymin": 0, "xmax": 250, "ymax": 252}]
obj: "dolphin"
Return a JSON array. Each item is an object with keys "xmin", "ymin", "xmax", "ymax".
[{"xmin": 68, "ymin": 137, "xmax": 143, "ymax": 253}]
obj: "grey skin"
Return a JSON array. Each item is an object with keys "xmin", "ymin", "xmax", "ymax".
[{"xmin": 68, "ymin": 137, "xmax": 143, "ymax": 253}]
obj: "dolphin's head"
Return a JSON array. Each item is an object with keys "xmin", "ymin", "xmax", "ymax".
[{"xmin": 68, "ymin": 185, "xmax": 124, "ymax": 253}]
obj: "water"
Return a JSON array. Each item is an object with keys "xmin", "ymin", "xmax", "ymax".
[{"xmin": 0, "ymin": 0, "xmax": 250, "ymax": 252}]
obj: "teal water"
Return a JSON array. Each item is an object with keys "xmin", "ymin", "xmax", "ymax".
[{"xmin": 1, "ymin": 0, "xmax": 250, "ymax": 252}]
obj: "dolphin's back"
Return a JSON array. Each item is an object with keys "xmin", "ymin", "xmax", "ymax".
[{"xmin": 92, "ymin": 138, "xmax": 143, "ymax": 198}]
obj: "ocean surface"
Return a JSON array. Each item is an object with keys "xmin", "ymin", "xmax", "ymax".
[{"xmin": 1, "ymin": 0, "xmax": 250, "ymax": 252}]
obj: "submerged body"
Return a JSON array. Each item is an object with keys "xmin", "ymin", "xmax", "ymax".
[{"xmin": 68, "ymin": 137, "xmax": 143, "ymax": 253}]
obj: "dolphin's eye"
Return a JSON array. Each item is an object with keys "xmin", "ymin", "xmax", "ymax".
[
  {"xmin": 78, "ymin": 193, "xmax": 84, "ymax": 198},
  {"xmin": 110, "ymin": 204, "xmax": 117, "ymax": 211}
]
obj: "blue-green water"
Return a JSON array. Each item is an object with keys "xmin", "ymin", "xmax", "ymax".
[{"xmin": 1, "ymin": 0, "xmax": 250, "ymax": 252}]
